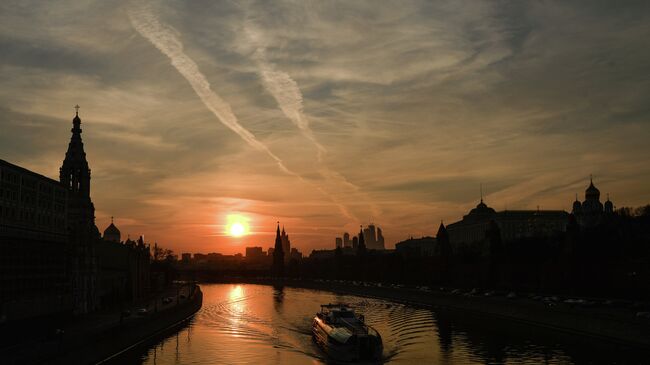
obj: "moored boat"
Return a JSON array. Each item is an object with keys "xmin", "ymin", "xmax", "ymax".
[{"xmin": 312, "ymin": 303, "xmax": 383, "ymax": 361}]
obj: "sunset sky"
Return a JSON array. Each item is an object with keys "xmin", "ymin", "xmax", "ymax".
[{"xmin": 1, "ymin": 1, "xmax": 649, "ymax": 255}]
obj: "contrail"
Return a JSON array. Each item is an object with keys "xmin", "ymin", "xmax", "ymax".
[
  {"xmin": 127, "ymin": 3, "xmax": 359, "ymax": 221},
  {"xmin": 128, "ymin": 3, "xmax": 294, "ymax": 175},
  {"xmin": 245, "ymin": 25, "xmax": 326, "ymax": 160},
  {"xmin": 244, "ymin": 22, "xmax": 382, "ymax": 220}
]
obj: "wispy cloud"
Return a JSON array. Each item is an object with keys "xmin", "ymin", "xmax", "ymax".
[
  {"xmin": 246, "ymin": 23, "xmax": 326, "ymax": 159},
  {"xmin": 128, "ymin": 2, "xmax": 295, "ymax": 175},
  {"xmin": 243, "ymin": 19, "xmax": 381, "ymax": 220},
  {"xmin": 1, "ymin": 0, "xmax": 649, "ymax": 254},
  {"xmin": 127, "ymin": 1, "xmax": 363, "ymax": 222}
]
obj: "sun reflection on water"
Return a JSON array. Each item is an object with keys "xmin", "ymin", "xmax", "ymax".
[
  {"xmin": 228, "ymin": 285, "xmax": 245, "ymax": 337},
  {"xmin": 230, "ymin": 285, "xmax": 244, "ymax": 301}
]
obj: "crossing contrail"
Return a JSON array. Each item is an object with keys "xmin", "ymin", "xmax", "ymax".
[
  {"xmin": 128, "ymin": 3, "xmax": 296, "ymax": 175},
  {"xmin": 245, "ymin": 23, "xmax": 381, "ymax": 219},
  {"xmin": 246, "ymin": 25, "xmax": 326, "ymax": 160},
  {"xmin": 127, "ymin": 2, "xmax": 359, "ymax": 221}
]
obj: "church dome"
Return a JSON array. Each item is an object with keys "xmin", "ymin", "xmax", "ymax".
[
  {"xmin": 604, "ymin": 194, "xmax": 613, "ymax": 213},
  {"xmin": 469, "ymin": 200, "xmax": 496, "ymax": 216},
  {"xmin": 103, "ymin": 217, "xmax": 121, "ymax": 242},
  {"xmin": 572, "ymin": 195, "xmax": 582, "ymax": 213},
  {"xmin": 585, "ymin": 178, "xmax": 600, "ymax": 201},
  {"xmin": 104, "ymin": 223, "xmax": 120, "ymax": 236}
]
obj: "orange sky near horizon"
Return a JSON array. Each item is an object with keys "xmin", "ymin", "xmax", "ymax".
[{"xmin": 1, "ymin": 1, "xmax": 649, "ymax": 256}]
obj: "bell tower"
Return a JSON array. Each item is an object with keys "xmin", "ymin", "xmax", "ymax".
[
  {"xmin": 59, "ymin": 105, "xmax": 99, "ymax": 314},
  {"xmin": 60, "ymin": 105, "xmax": 91, "ymax": 197}
]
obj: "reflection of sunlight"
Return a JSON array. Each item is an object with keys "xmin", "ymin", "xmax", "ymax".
[
  {"xmin": 229, "ymin": 285, "xmax": 245, "ymax": 336},
  {"xmin": 230, "ymin": 285, "xmax": 244, "ymax": 301}
]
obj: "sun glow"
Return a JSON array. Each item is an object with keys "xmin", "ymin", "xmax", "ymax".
[{"xmin": 225, "ymin": 214, "xmax": 250, "ymax": 238}]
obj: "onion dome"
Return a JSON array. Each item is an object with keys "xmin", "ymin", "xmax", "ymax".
[
  {"xmin": 585, "ymin": 176, "xmax": 600, "ymax": 201},
  {"xmin": 604, "ymin": 193, "xmax": 613, "ymax": 213},
  {"xmin": 104, "ymin": 222, "xmax": 120, "ymax": 236},
  {"xmin": 103, "ymin": 216, "xmax": 121, "ymax": 242},
  {"xmin": 572, "ymin": 193, "xmax": 582, "ymax": 213}
]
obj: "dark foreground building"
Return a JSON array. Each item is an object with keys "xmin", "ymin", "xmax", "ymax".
[
  {"xmin": 447, "ymin": 199, "xmax": 568, "ymax": 254},
  {"xmin": 0, "ymin": 110, "xmax": 150, "ymax": 322},
  {"xmin": 446, "ymin": 179, "xmax": 615, "ymax": 255},
  {"xmin": 0, "ymin": 160, "xmax": 71, "ymax": 321}
]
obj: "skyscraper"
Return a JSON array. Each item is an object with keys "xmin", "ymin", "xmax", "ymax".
[
  {"xmin": 343, "ymin": 232, "xmax": 351, "ymax": 248},
  {"xmin": 376, "ymin": 227, "xmax": 385, "ymax": 249},
  {"xmin": 357, "ymin": 226, "xmax": 367, "ymax": 255},
  {"xmin": 360, "ymin": 224, "xmax": 385, "ymax": 250},
  {"xmin": 363, "ymin": 224, "xmax": 377, "ymax": 249}
]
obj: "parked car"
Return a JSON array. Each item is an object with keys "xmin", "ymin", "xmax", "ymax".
[{"xmin": 137, "ymin": 308, "xmax": 149, "ymax": 316}]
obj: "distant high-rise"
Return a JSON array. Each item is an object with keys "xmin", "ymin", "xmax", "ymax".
[
  {"xmin": 343, "ymin": 232, "xmax": 351, "ymax": 248},
  {"xmin": 360, "ymin": 224, "xmax": 385, "ymax": 250},
  {"xmin": 364, "ymin": 225, "xmax": 376, "ymax": 246},
  {"xmin": 335, "ymin": 237, "xmax": 343, "ymax": 248},
  {"xmin": 376, "ymin": 227, "xmax": 385, "ymax": 249},
  {"xmin": 357, "ymin": 226, "xmax": 367, "ymax": 255}
]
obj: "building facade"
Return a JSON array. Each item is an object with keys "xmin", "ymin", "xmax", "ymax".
[
  {"xmin": 0, "ymin": 160, "xmax": 71, "ymax": 321},
  {"xmin": 447, "ymin": 198, "xmax": 568, "ymax": 254},
  {"xmin": 1, "ymin": 110, "xmax": 151, "ymax": 322}
]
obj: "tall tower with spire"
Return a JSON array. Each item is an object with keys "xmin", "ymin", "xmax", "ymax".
[
  {"xmin": 281, "ymin": 226, "xmax": 291, "ymax": 263},
  {"xmin": 61, "ymin": 105, "xmax": 90, "ymax": 195},
  {"xmin": 60, "ymin": 106, "xmax": 99, "ymax": 314},
  {"xmin": 273, "ymin": 222, "xmax": 285, "ymax": 277},
  {"xmin": 60, "ymin": 105, "xmax": 98, "ymax": 235}
]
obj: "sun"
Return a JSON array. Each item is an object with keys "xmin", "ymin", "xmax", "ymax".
[
  {"xmin": 230, "ymin": 222, "xmax": 245, "ymax": 237},
  {"xmin": 225, "ymin": 214, "xmax": 250, "ymax": 238}
]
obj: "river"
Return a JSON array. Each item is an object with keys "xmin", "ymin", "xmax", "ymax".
[{"xmin": 120, "ymin": 283, "xmax": 645, "ymax": 364}]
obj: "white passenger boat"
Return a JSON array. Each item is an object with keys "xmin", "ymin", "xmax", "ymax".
[{"xmin": 312, "ymin": 303, "xmax": 383, "ymax": 361}]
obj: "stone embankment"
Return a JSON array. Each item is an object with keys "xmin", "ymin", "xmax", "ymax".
[
  {"xmin": 228, "ymin": 277, "xmax": 650, "ymax": 349},
  {"xmin": 2, "ymin": 284, "xmax": 203, "ymax": 365}
]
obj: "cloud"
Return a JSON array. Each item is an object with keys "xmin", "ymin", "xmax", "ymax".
[
  {"xmin": 127, "ymin": 1, "xmax": 365, "ymax": 223},
  {"xmin": 245, "ymin": 23, "xmax": 326, "ymax": 159},
  {"xmin": 128, "ymin": 2, "xmax": 298, "ymax": 176},
  {"xmin": 1, "ymin": 0, "xmax": 649, "ymax": 253}
]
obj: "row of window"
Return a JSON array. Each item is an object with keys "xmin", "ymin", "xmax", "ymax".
[
  {"xmin": 0, "ymin": 170, "xmax": 20, "ymax": 183},
  {"xmin": 1, "ymin": 188, "xmax": 66, "ymax": 204},
  {"xmin": 0, "ymin": 205, "xmax": 66, "ymax": 228}
]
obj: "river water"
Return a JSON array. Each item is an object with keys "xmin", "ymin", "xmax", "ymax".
[{"xmin": 123, "ymin": 284, "xmax": 644, "ymax": 364}]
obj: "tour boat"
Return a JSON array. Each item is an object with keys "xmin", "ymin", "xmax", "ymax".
[{"xmin": 312, "ymin": 303, "xmax": 383, "ymax": 361}]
